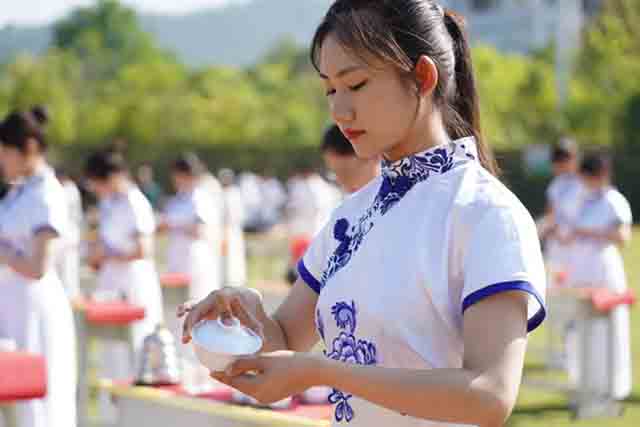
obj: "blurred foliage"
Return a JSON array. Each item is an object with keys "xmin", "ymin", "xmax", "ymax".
[{"xmin": 0, "ymin": 0, "xmax": 638, "ymax": 215}]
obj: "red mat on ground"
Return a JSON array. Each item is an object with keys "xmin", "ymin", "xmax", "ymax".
[
  {"xmin": 587, "ymin": 288, "xmax": 636, "ymax": 313},
  {"xmin": 76, "ymin": 298, "xmax": 146, "ymax": 325},
  {"xmin": 160, "ymin": 272, "xmax": 191, "ymax": 288},
  {"xmin": 0, "ymin": 352, "xmax": 47, "ymax": 402}
]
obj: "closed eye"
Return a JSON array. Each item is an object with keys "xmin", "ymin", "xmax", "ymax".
[
  {"xmin": 325, "ymin": 88, "xmax": 336, "ymax": 97},
  {"xmin": 349, "ymin": 80, "xmax": 368, "ymax": 91}
]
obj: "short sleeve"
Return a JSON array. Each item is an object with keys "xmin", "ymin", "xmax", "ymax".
[
  {"xmin": 128, "ymin": 192, "xmax": 156, "ymax": 235},
  {"xmin": 608, "ymin": 191, "xmax": 632, "ymax": 226},
  {"xmin": 31, "ymin": 193, "xmax": 67, "ymax": 238},
  {"xmin": 193, "ymin": 189, "xmax": 216, "ymax": 224},
  {"xmin": 296, "ymin": 216, "xmax": 336, "ymax": 294},
  {"xmin": 462, "ymin": 206, "xmax": 546, "ymax": 333}
]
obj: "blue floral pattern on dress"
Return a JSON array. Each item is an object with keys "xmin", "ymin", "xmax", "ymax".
[
  {"xmin": 323, "ymin": 300, "xmax": 377, "ymax": 423},
  {"xmin": 319, "ymin": 139, "xmax": 475, "ymax": 291}
]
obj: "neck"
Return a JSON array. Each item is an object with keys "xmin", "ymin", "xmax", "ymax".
[
  {"xmin": 23, "ymin": 158, "xmax": 46, "ymax": 178},
  {"xmin": 111, "ymin": 174, "xmax": 130, "ymax": 195},
  {"xmin": 383, "ymin": 110, "xmax": 449, "ymax": 162}
]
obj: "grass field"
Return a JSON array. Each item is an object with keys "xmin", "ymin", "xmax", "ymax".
[{"xmin": 245, "ymin": 227, "xmax": 640, "ymax": 427}]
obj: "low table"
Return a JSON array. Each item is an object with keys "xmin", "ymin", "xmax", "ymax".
[
  {"xmin": 526, "ymin": 287, "xmax": 635, "ymax": 419},
  {"xmin": 99, "ymin": 380, "xmax": 331, "ymax": 427},
  {"xmin": 0, "ymin": 352, "xmax": 47, "ymax": 427},
  {"xmin": 73, "ymin": 297, "xmax": 146, "ymax": 427}
]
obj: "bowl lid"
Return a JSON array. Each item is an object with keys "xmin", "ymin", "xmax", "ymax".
[{"xmin": 192, "ymin": 317, "xmax": 262, "ymax": 355}]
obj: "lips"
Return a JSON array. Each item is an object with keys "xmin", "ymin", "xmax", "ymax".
[{"xmin": 343, "ymin": 129, "xmax": 366, "ymax": 141}]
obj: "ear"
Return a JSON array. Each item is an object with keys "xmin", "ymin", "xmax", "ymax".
[{"xmin": 415, "ymin": 55, "xmax": 439, "ymax": 96}]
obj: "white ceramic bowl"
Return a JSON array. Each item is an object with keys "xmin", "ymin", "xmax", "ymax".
[{"xmin": 191, "ymin": 317, "xmax": 262, "ymax": 373}]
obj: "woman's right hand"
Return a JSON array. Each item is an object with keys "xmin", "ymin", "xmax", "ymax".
[{"xmin": 178, "ymin": 287, "xmax": 266, "ymax": 344}]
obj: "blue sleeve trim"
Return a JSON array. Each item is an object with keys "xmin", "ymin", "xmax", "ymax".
[
  {"xmin": 297, "ymin": 259, "xmax": 322, "ymax": 294},
  {"xmin": 462, "ymin": 280, "xmax": 546, "ymax": 333},
  {"xmin": 33, "ymin": 224, "xmax": 60, "ymax": 237}
]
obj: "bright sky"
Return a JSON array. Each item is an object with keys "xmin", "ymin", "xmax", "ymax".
[{"xmin": 0, "ymin": 0, "xmax": 245, "ymax": 27}]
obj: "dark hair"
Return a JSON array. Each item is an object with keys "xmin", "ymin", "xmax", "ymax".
[
  {"xmin": 0, "ymin": 106, "xmax": 49, "ymax": 152},
  {"xmin": 551, "ymin": 137, "xmax": 578, "ymax": 164},
  {"xmin": 321, "ymin": 124, "xmax": 356, "ymax": 156},
  {"xmin": 311, "ymin": 0, "xmax": 497, "ymax": 175},
  {"xmin": 85, "ymin": 148, "xmax": 127, "ymax": 180},
  {"xmin": 580, "ymin": 151, "xmax": 611, "ymax": 177},
  {"xmin": 171, "ymin": 152, "xmax": 204, "ymax": 176}
]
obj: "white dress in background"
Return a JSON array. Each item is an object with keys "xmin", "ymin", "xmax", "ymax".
[
  {"xmin": 299, "ymin": 138, "xmax": 546, "ymax": 427},
  {"xmin": 0, "ymin": 167, "xmax": 76, "ymax": 427},
  {"xmin": 96, "ymin": 186, "xmax": 163, "ymax": 378},
  {"xmin": 545, "ymin": 173, "xmax": 583, "ymax": 284},
  {"xmin": 56, "ymin": 179, "xmax": 83, "ymax": 298},
  {"xmin": 566, "ymin": 187, "xmax": 632, "ymax": 399},
  {"xmin": 164, "ymin": 187, "xmax": 219, "ymax": 300},
  {"xmin": 198, "ymin": 174, "xmax": 224, "ymax": 288},
  {"xmin": 222, "ymin": 185, "xmax": 247, "ymax": 286}
]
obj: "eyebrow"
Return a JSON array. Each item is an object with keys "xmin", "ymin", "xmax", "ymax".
[{"xmin": 319, "ymin": 65, "xmax": 364, "ymax": 80}]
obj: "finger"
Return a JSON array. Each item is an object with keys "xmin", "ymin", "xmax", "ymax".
[
  {"xmin": 225, "ymin": 355, "xmax": 264, "ymax": 377},
  {"xmin": 176, "ymin": 300, "xmax": 196, "ymax": 318},
  {"xmin": 227, "ymin": 373, "xmax": 261, "ymax": 397},
  {"xmin": 231, "ymin": 299, "xmax": 264, "ymax": 340},
  {"xmin": 182, "ymin": 300, "xmax": 213, "ymax": 344},
  {"xmin": 213, "ymin": 292, "xmax": 234, "ymax": 320}
]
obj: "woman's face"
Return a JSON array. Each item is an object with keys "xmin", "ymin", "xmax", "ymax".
[
  {"xmin": 319, "ymin": 34, "xmax": 420, "ymax": 160},
  {"xmin": 86, "ymin": 177, "xmax": 113, "ymax": 199},
  {"xmin": 0, "ymin": 145, "xmax": 26, "ymax": 182},
  {"xmin": 582, "ymin": 174, "xmax": 608, "ymax": 192},
  {"xmin": 171, "ymin": 171, "xmax": 194, "ymax": 193}
]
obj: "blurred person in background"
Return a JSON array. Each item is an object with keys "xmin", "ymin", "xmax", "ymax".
[
  {"xmin": 55, "ymin": 169, "xmax": 84, "ymax": 299},
  {"xmin": 219, "ymin": 168, "xmax": 247, "ymax": 286},
  {"xmin": 0, "ymin": 107, "xmax": 76, "ymax": 427},
  {"xmin": 84, "ymin": 149, "xmax": 163, "ymax": 406},
  {"xmin": 137, "ymin": 162, "xmax": 164, "ymax": 211},
  {"xmin": 566, "ymin": 152, "xmax": 632, "ymax": 401},
  {"xmin": 260, "ymin": 171, "xmax": 287, "ymax": 230},
  {"xmin": 541, "ymin": 137, "xmax": 582, "ymax": 288},
  {"xmin": 286, "ymin": 124, "xmax": 380, "ymax": 284},
  {"xmin": 160, "ymin": 153, "xmax": 219, "ymax": 300},
  {"xmin": 239, "ymin": 171, "xmax": 266, "ymax": 233},
  {"xmin": 321, "ymin": 124, "xmax": 380, "ymax": 194}
]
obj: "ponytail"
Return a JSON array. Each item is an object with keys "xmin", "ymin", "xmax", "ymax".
[{"xmin": 443, "ymin": 9, "xmax": 498, "ymax": 175}]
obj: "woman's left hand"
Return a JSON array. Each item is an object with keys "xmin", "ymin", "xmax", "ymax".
[{"xmin": 212, "ymin": 351, "xmax": 325, "ymax": 404}]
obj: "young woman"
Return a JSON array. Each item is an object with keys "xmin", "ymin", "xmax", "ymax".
[
  {"xmin": 85, "ymin": 149, "xmax": 163, "ymax": 377},
  {"xmin": 566, "ymin": 152, "xmax": 632, "ymax": 400},
  {"xmin": 542, "ymin": 138, "xmax": 582, "ymax": 286},
  {"xmin": 162, "ymin": 153, "xmax": 219, "ymax": 300},
  {"xmin": 180, "ymin": 2, "xmax": 546, "ymax": 426},
  {"xmin": 0, "ymin": 109, "xmax": 76, "ymax": 427}
]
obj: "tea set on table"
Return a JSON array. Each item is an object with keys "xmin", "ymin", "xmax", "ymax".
[{"xmin": 136, "ymin": 313, "xmax": 331, "ymax": 409}]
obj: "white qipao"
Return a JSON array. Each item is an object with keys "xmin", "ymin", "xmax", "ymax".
[
  {"xmin": 221, "ymin": 185, "xmax": 247, "ymax": 286},
  {"xmin": 55, "ymin": 179, "xmax": 84, "ymax": 298},
  {"xmin": 298, "ymin": 138, "xmax": 546, "ymax": 427},
  {"xmin": 96, "ymin": 186, "xmax": 163, "ymax": 354},
  {"xmin": 545, "ymin": 173, "xmax": 583, "ymax": 281},
  {"xmin": 164, "ymin": 187, "xmax": 219, "ymax": 300},
  {"xmin": 566, "ymin": 187, "xmax": 632, "ymax": 399},
  {"xmin": 0, "ymin": 167, "xmax": 76, "ymax": 427}
]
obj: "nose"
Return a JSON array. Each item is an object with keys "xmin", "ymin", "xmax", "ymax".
[{"xmin": 330, "ymin": 92, "xmax": 355, "ymax": 126}]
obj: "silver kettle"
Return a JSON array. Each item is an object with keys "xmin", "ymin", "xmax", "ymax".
[{"xmin": 135, "ymin": 323, "xmax": 181, "ymax": 386}]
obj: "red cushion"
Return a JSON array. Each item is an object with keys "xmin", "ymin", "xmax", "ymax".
[
  {"xmin": 160, "ymin": 272, "xmax": 191, "ymax": 288},
  {"xmin": 78, "ymin": 299, "xmax": 146, "ymax": 325},
  {"xmin": 0, "ymin": 352, "xmax": 47, "ymax": 402},
  {"xmin": 289, "ymin": 235, "xmax": 312, "ymax": 262},
  {"xmin": 589, "ymin": 288, "xmax": 636, "ymax": 313}
]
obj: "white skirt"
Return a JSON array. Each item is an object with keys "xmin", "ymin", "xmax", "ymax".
[{"xmin": 0, "ymin": 272, "xmax": 77, "ymax": 427}]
